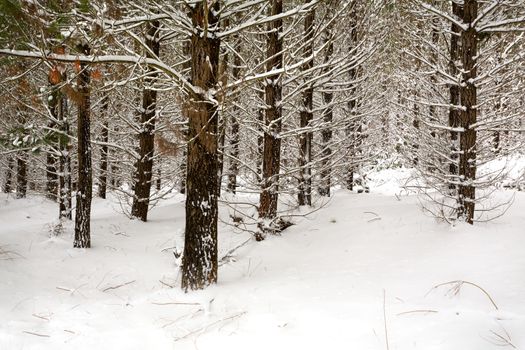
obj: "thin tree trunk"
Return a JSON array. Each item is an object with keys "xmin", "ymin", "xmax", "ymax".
[
  {"xmin": 180, "ymin": 38, "xmax": 191, "ymax": 195},
  {"xmin": 131, "ymin": 20, "xmax": 160, "ymax": 222},
  {"xmin": 98, "ymin": 95, "xmax": 109, "ymax": 199},
  {"xmin": 458, "ymin": 0, "xmax": 478, "ymax": 224},
  {"xmin": 16, "ymin": 152, "xmax": 27, "ymax": 199},
  {"xmin": 258, "ymin": 0, "xmax": 283, "ymax": 238},
  {"xmin": 298, "ymin": 1, "xmax": 315, "ymax": 206},
  {"xmin": 346, "ymin": 12, "xmax": 359, "ymax": 190},
  {"xmin": 58, "ymin": 86, "xmax": 72, "ymax": 220},
  {"xmin": 227, "ymin": 43, "xmax": 242, "ymax": 194},
  {"xmin": 46, "ymin": 75, "xmax": 61, "ymax": 201},
  {"xmin": 319, "ymin": 27, "xmax": 334, "ymax": 197},
  {"xmin": 73, "ymin": 43, "xmax": 92, "ymax": 248},
  {"xmin": 181, "ymin": 1, "xmax": 221, "ymax": 291},
  {"xmin": 449, "ymin": 2, "xmax": 462, "ymax": 193},
  {"xmin": 3, "ymin": 157, "xmax": 13, "ymax": 193}
]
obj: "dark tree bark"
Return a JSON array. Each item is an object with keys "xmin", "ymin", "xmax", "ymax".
[
  {"xmin": 180, "ymin": 39, "xmax": 191, "ymax": 195},
  {"xmin": 46, "ymin": 74, "xmax": 61, "ymax": 201},
  {"xmin": 110, "ymin": 124, "xmax": 120, "ymax": 189},
  {"xmin": 98, "ymin": 95, "xmax": 109, "ymax": 199},
  {"xmin": 3, "ymin": 157, "xmax": 13, "ymax": 193},
  {"xmin": 458, "ymin": 0, "xmax": 478, "ymax": 224},
  {"xmin": 181, "ymin": 1, "xmax": 221, "ymax": 291},
  {"xmin": 73, "ymin": 42, "xmax": 92, "ymax": 248},
  {"xmin": 156, "ymin": 168, "xmax": 161, "ymax": 191},
  {"xmin": 256, "ymin": 82, "xmax": 265, "ymax": 181},
  {"xmin": 346, "ymin": 12, "xmax": 360, "ymax": 190},
  {"xmin": 449, "ymin": 2, "xmax": 462, "ymax": 191},
  {"xmin": 298, "ymin": 1, "xmax": 315, "ymax": 206},
  {"xmin": 258, "ymin": 0, "xmax": 283, "ymax": 237},
  {"xmin": 319, "ymin": 26, "xmax": 334, "ymax": 197},
  {"xmin": 217, "ymin": 21, "xmax": 229, "ymax": 197},
  {"xmin": 131, "ymin": 20, "xmax": 160, "ymax": 222},
  {"xmin": 16, "ymin": 152, "xmax": 27, "ymax": 199},
  {"xmin": 227, "ymin": 38, "xmax": 242, "ymax": 194},
  {"xmin": 54, "ymin": 72, "xmax": 72, "ymax": 220}
]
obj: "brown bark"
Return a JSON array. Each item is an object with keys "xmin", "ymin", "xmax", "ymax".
[
  {"xmin": 458, "ymin": 0, "xmax": 478, "ymax": 224},
  {"xmin": 258, "ymin": 0, "xmax": 283, "ymax": 237},
  {"xmin": 181, "ymin": 1, "xmax": 221, "ymax": 291},
  {"xmin": 46, "ymin": 86, "xmax": 59, "ymax": 201},
  {"xmin": 131, "ymin": 20, "xmax": 160, "ymax": 222},
  {"xmin": 298, "ymin": 2, "xmax": 315, "ymax": 206},
  {"xmin": 73, "ymin": 42, "xmax": 92, "ymax": 248}
]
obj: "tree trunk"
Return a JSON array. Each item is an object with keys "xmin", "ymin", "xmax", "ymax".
[
  {"xmin": 3, "ymin": 157, "xmax": 13, "ymax": 193},
  {"xmin": 258, "ymin": 0, "xmax": 283, "ymax": 237},
  {"xmin": 98, "ymin": 95, "xmax": 109, "ymax": 199},
  {"xmin": 346, "ymin": 12, "xmax": 359, "ymax": 190},
  {"xmin": 449, "ymin": 2, "xmax": 462, "ymax": 193},
  {"xmin": 16, "ymin": 152, "xmax": 27, "ymax": 198},
  {"xmin": 181, "ymin": 1, "xmax": 221, "ymax": 291},
  {"xmin": 298, "ymin": 1, "xmax": 315, "ymax": 206},
  {"xmin": 73, "ymin": 43, "xmax": 92, "ymax": 248},
  {"xmin": 57, "ymin": 85, "xmax": 72, "ymax": 220},
  {"xmin": 458, "ymin": 0, "xmax": 478, "ymax": 224},
  {"xmin": 131, "ymin": 20, "xmax": 160, "ymax": 222},
  {"xmin": 319, "ymin": 26, "xmax": 334, "ymax": 197},
  {"xmin": 180, "ymin": 38, "xmax": 191, "ymax": 195},
  {"xmin": 46, "ymin": 78, "xmax": 61, "ymax": 201},
  {"xmin": 227, "ymin": 39, "xmax": 242, "ymax": 194}
]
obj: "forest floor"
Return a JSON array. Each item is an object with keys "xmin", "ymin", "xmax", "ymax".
[{"xmin": 1, "ymin": 168, "xmax": 524, "ymax": 350}]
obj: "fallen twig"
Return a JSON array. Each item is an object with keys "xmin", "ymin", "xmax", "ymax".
[
  {"xmin": 219, "ymin": 238, "xmax": 252, "ymax": 266},
  {"xmin": 32, "ymin": 313, "xmax": 50, "ymax": 321},
  {"xmin": 427, "ymin": 280, "xmax": 499, "ymax": 310},
  {"xmin": 23, "ymin": 331, "xmax": 50, "ymax": 337},
  {"xmin": 174, "ymin": 311, "xmax": 246, "ymax": 342},
  {"xmin": 397, "ymin": 309, "xmax": 438, "ymax": 316},
  {"xmin": 102, "ymin": 280, "xmax": 136, "ymax": 292},
  {"xmin": 159, "ymin": 279, "xmax": 175, "ymax": 288},
  {"xmin": 152, "ymin": 301, "xmax": 200, "ymax": 306}
]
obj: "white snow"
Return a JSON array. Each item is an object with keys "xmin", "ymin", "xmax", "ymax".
[{"xmin": 1, "ymin": 169, "xmax": 524, "ymax": 350}]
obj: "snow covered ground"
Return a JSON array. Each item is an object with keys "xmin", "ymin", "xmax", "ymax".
[{"xmin": 1, "ymin": 170, "xmax": 524, "ymax": 350}]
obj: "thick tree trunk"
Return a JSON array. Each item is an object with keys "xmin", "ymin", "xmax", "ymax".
[
  {"xmin": 3, "ymin": 157, "xmax": 13, "ymax": 193},
  {"xmin": 181, "ymin": 1, "xmax": 221, "ymax": 291},
  {"xmin": 458, "ymin": 0, "xmax": 478, "ymax": 224},
  {"xmin": 298, "ymin": 2, "xmax": 315, "ymax": 206},
  {"xmin": 258, "ymin": 0, "xmax": 283, "ymax": 237},
  {"xmin": 73, "ymin": 43, "xmax": 92, "ymax": 248},
  {"xmin": 131, "ymin": 21, "xmax": 160, "ymax": 222},
  {"xmin": 319, "ymin": 28, "xmax": 334, "ymax": 197},
  {"xmin": 16, "ymin": 152, "xmax": 27, "ymax": 199},
  {"xmin": 449, "ymin": 2, "xmax": 462, "ymax": 192},
  {"xmin": 98, "ymin": 95, "xmax": 109, "ymax": 199}
]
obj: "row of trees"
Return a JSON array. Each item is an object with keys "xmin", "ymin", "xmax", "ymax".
[{"xmin": 0, "ymin": 0, "xmax": 524, "ymax": 290}]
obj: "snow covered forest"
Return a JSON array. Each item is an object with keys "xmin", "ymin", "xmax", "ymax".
[{"xmin": 0, "ymin": 0, "xmax": 524, "ymax": 349}]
